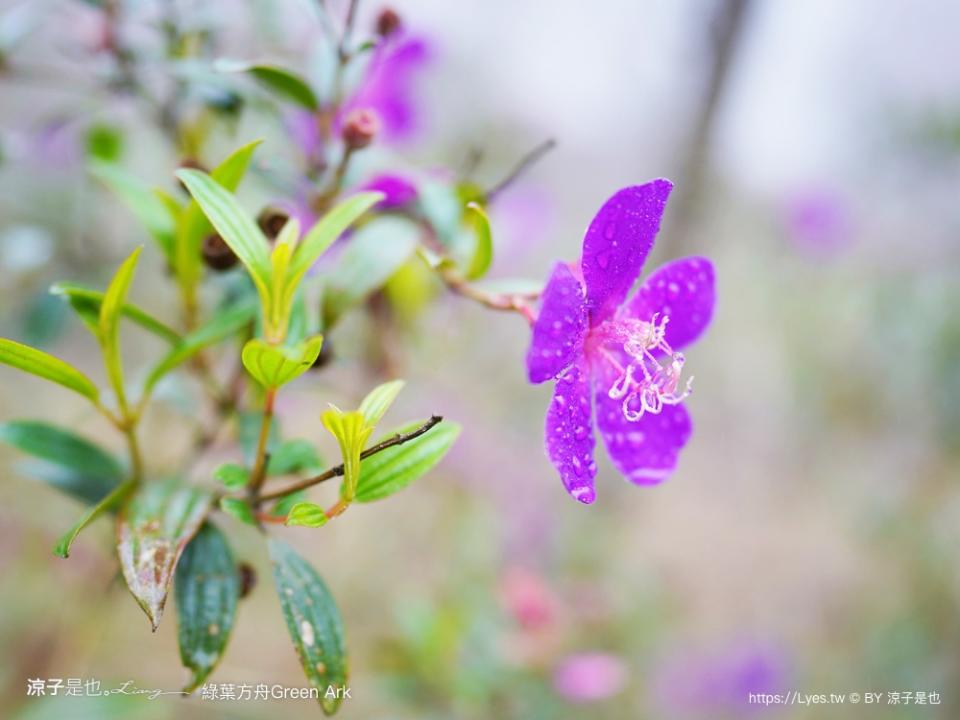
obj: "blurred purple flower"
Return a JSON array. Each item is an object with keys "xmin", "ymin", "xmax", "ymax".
[
  {"xmin": 784, "ymin": 189, "xmax": 852, "ymax": 258},
  {"xmin": 553, "ymin": 652, "xmax": 628, "ymax": 703},
  {"xmin": 499, "ymin": 566, "xmax": 559, "ymax": 631},
  {"xmin": 285, "ymin": 110, "xmax": 325, "ymax": 168},
  {"xmin": 651, "ymin": 641, "xmax": 790, "ymax": 718},
  {"xmin": 340, "ymin": 32, "xmax": 432, "ymax": 143},
  {"xmin": 526, "ymin": 180, "xmax": 716, "ymax": 504},
  {"xmin": 359, "ymin": 172, "xmax": 418, "ymax": 209}
]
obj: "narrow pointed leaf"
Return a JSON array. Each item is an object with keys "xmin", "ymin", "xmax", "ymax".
[
  {"xmin": 358, "ymin": 379, "xmax": 405, "ymax": 427},
  {"xmin": 0, "ymin": 421, "xmax": 122, "ymax": 502},
  {"xmin": 241, "ymin": 335, "xmax": 322, "ymax": 389},
  {"xmin": 355, "ymin": 420, "xmax": 461, "ymax": 503},
  {"xmin": 51, "ymin": 282, "xmax": 180, "ymax": 343},
  {"xmin": 54, "ymin": 478, "xmax": 136, "ymax": 558},
  {"xmin": 284, "ymin": 502, "xmax": 328, "ymax": 528},
  {"xmin": 99, "ymin": 248, "xmax": 142, "ymax": 399},
  {"xmin": 144, "ymin": 298, "xmax": 256, "ymax": 392},
  {"xmin": 0, "ymin": 338, "xmax": 99, "ymax": 402},
  {"xmin": 90, "ymin": 161, "xmax": 176, "ymax": 260},
  {"xmin": 463, "ymin": 202, "xmax": 493, "ymax": 280},
  {"xmin": 175, "ymin": 523, "xmax": 239, "ymax": 692},
  {"xmin": 176, "ymin": 141, "xmax": 261, "ymax": 286},
  {"xmin": 269, "ymin": 538, "xmax": 347, "ymax": 715},
  {"xmin": 321, "ymin": 408, "xmax": 372, "ymax": 503},
  {"xmin": 288, "ymin": 192, "xmax": 382, "ymax": 287},
  {"xmin": 218, "ymin": 61, "xmax": 319, "ymax": 110},
  {"xmin": 176, "ymin": 168, "xmax": 271, "ymax": 294},
  {"xmin": 117, "ymin": 479, "xmax": 214, "ymax": 630}
]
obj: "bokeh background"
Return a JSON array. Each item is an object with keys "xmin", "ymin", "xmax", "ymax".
[{"xmin": 2, "ymin": 0, "xmax": 959, "ymax": 718}]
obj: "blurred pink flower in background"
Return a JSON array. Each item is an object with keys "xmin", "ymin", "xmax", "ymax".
[
  {"xmin": 553, "ymin": 652, "xmax": 629, "ymax": 703},
  {"xmin": 783, "ymin": 189, "xmax": 853, "ymax": 258},
  {"xmin": 499, "ymin": 565, "xmax": 559, "ymax": 631}
]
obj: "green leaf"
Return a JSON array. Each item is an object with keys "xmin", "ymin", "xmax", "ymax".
[
  {"xmin": 117, "ymin": 479, "xmax": 214, "ymax": 629},
  {"xmin": 90, "ymin": 162, "xmax": 176, "ymax": 260},
  {"xmin": 176, "ymin": 167, "xmax": 271, "ymax": 297},
  {"xmin": 50, "ymin": 282, "xmax": 180, "ymax": 344},
  {"xmin": 218, "ymin": 60, "xmax": 319, "ymax": 110},
  {"xmin": 85, "ymin": 123, "xmax": 124, "ymax": 162},
  {"xmin": 321, "ymin": 408, "xmax": 372, "ymax": 503},
  {"xmin": 284, "ymin": 502, "xmax": 328, "ymax": 528},
  {"xmin": 463, "ymin": 202, "xmax": 493, "ymax": 280},
  {"xmin": 175, "ymin": 522, "xmax": 239, "ymax": 692},
  {"xmin": 358, "ymin": 379, "xmax": 405, "ymax": 427},
  {"xmin": 241, "ymin": 335, "xmax": 322, "ymax": 389},
  {"xmin": 144, "ymin": 298, "xmax": 257, "ymax": 393},
  {"xmin": 321, "ymin": 216, "xmax": 420, "ymax": 328},
  {"xmin": 176, "ymin": 141, "xmax": 261, "ymax": 287},
  {"xmin": 99, "ymin": 248, "xmax": 142, "ymax": 404},
  {"xmin": 213, "ymin": 463, "xmax": 249, "ymax": 490},
  {"xmin": 288, "ymin": 192, "xmax": 382, "ymax": 290},
  {"xmin": 269, "ymin": 538, "xmax": 347, "ymax": 714},
  {"xmin": 219, "ymin": 497, "xmax": 257, "ymax": 526},
  {"xmin": 269, "ymin": 490, "xmax": 306, "ymax": 518},
  {"xmin": 0, "ymin": 337, "xmax": 99, "ymax": 402},
  {"xmin": 0, "ymin": 421, "xmax": 122, "ymax": 503},
  {"xmin": 356, "ymin": 420, "xmax": 460, "ymax": 503},
  {"xmin": 268, "ymin": 439, "xmax": 323, "ymax": 476},
  {"xmin": 54, "ymin": 478, "xmax": 136, "ymax": 558}
]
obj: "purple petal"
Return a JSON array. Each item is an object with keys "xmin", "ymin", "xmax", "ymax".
[
  {"xmin": 340, "ymin": 34, "xmax": 432, "ymax": 143},
  {"xmin": 359, "ymin": 173, "xmax": 418, "ymax": 209},
  {"xmin": 526, "ymin": 263, "xmax": 588, "ymax": 384},
  {"xmin": 553, "ymin": 653, "xmax": 628, "ymax": 703},
  {"xmin": 623, "ymin": 256, "xmax": 715, "ymax": 351},
  {"xmin": 594, "ymin": 377, "xmax": 692, "ymax": 485},
  {"xmin": 285, "ymin": 109, "xmax": 324, "ymax": 164},
  {"xmin": 581, "ymin": 180, "xmax": 673, "ymax": 325},
  {"xmin": 545, "ymin": 361, "xmax": 597, "ymax": 504}
]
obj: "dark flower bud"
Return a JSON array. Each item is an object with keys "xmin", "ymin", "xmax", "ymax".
[
  {"xmin": 201, "ymin": 233, "xmax": 238, "ymax": 271},
  {"xmin": 310, "ymin": 337, "xmax": 335, "ymax": 370},
  {"xmin": 375, "ymin": 7, "xmax": 402, "ymax": 37},
  {"xmin": 257, "ymin": 207, "xmax": 291, "ymax": 241},
  {"xmin": 341, "ymin": 109, "xmax": 380, "ymax": 150},
  {"xmin": 238, "ymin": 562, "xmax": 257, "ymax": 599}
]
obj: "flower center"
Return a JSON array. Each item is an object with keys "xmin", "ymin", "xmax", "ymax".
[{"xmin": 586, "ymin": 314, "xmax": 693, "ymax": 422}]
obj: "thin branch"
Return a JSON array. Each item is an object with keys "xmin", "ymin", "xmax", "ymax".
[
  {"xmin": 257, "ymin": 415, "xmax": 444, "ymax": 502},
  {"xmin": 246, "ymin": 389, "xmax": 276, "ymax": 504},
  {"xmin": 485, "ymin": 138, "xmax": 557, "ymax": 203},
  {"xmin": 338, "ymin": 0, "xmax": 361, "ymax": 63}
]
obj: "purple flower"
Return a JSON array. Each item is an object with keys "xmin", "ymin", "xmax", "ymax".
[
  {"xmin": 525, "ymin": 180, "xmax": 716, "ymax": 504},
  {"xmin": 553, "ymin": 652, "xmax": 628, "ymax": 703},
  {"xmin": 339, "ymin": 32, "xmax": 431, "ymax": 143},
  {"xmin": 359, "ymin": 172, "xmax": 418, "ymax": 209},
  {"xmin": 783, "ymin": 189, "xmax": 852, "ymax": 258},
  {"xmin": 651, "ymin": 641, "xmax": 790, "ymax": 717}
]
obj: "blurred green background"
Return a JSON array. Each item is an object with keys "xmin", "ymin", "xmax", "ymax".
[{"xmin": 1, "ymin": 0, "xmax": 959, "ymax": 718}]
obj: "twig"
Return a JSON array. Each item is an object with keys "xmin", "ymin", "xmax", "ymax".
[
  {"xmin": 485, "ymin": 138, "xmax": 556, "ymax": 203},
  {"xmin": 246, "ymin": 389, "xmax": 276, "ymax": 504},
  {"xmin": 439, "ymin": 267, "xmax": 538, "ymax": 323},
  {"xmin": 257, "ymin": 415, "xmax": 443, "ymax": 502}
]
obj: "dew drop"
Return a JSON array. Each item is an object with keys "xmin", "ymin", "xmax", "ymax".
[{"xmin": 596, "ymin": 252, "xmax": 610, "ymax": 269}]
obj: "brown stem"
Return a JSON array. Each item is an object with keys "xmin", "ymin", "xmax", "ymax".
[
  {"xmin": 257, "ymin": 415, "xmax": 444, "ymax": 502},
  {"xmin": 438, "ymin": 266, "xmax": 538, "ymax": 323},
  {"xmin": 246, "ymin": 389, "xmax": 276, "ymax": 504},
  {"xmin": 485, "ymin": 138, "xmax": 557, "ymax": 203}
]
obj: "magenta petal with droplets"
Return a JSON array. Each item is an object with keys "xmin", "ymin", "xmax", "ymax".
[
  {"xmin": 594, "ymin": 377, "xmax": 692, "ymax": 486},
  {"xmin": 581, "ymin": 180, "xmax": 673, "ymax": 325},
  {"xmin": 623, "ymin": 256, "xmax": 716, "ymax": 352},
  {"xmin": 526, "ymin": 262, "xmax": 589, "ymax": 384},
  {"xmin": 545, "ymin": 361, "xmax": 597, "ymax": 504}
]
